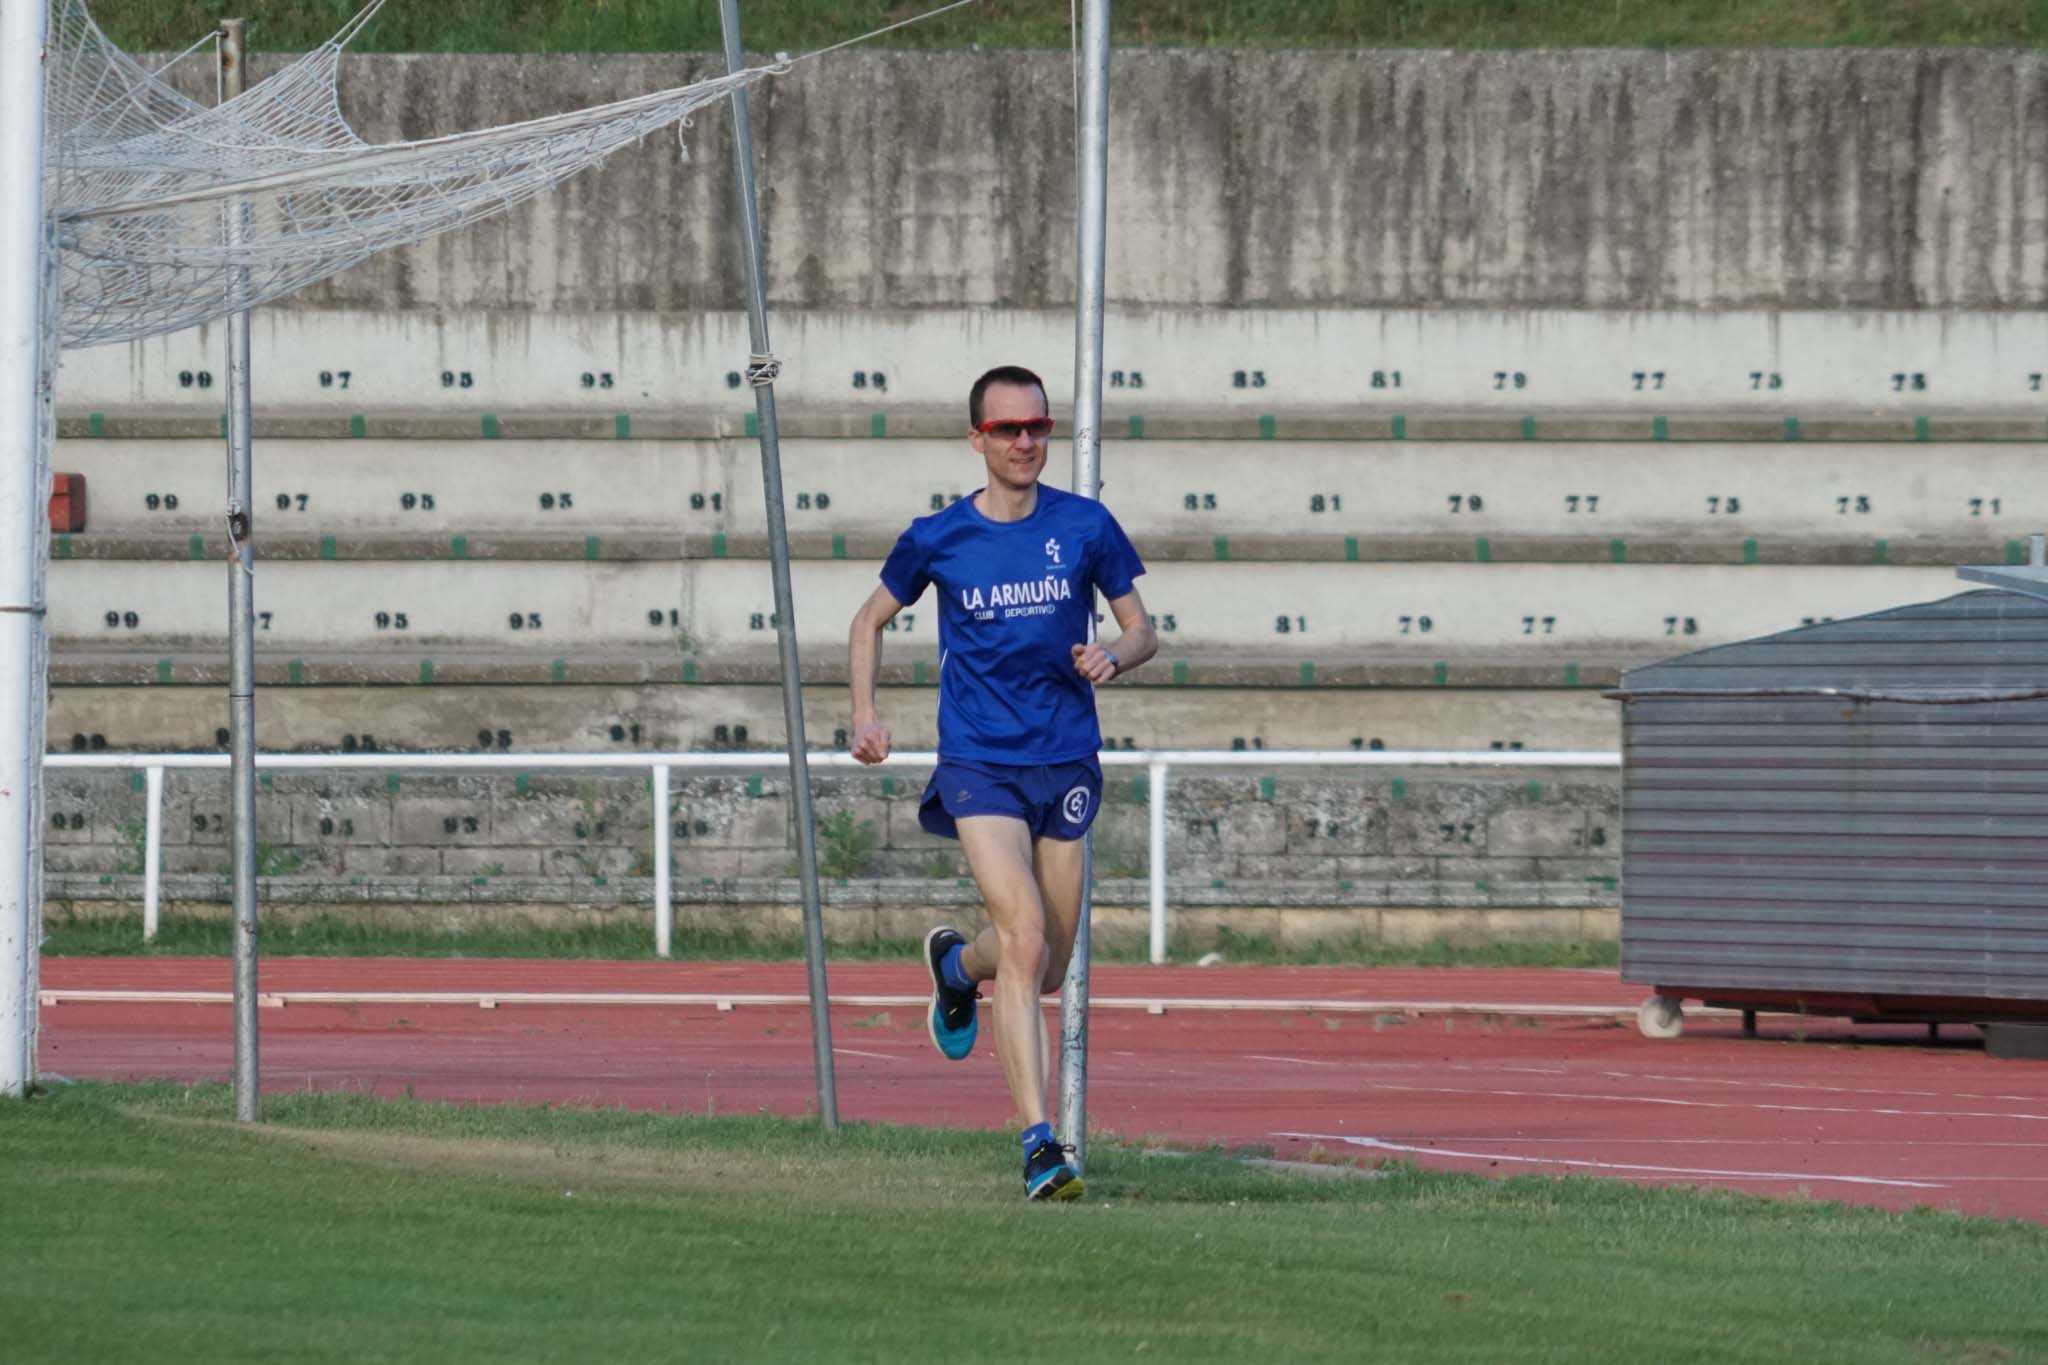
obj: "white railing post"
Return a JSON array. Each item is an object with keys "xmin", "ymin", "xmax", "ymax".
[
  {"xmin": 143, "ymin": 765, "xmax": 165, "ymax": 942},
  {"xmin": 1148, "ymin": 761, "xmax": 1168, "ymax": 964},
  {"xmin": 651, "ymin": 762, "xmax": 672, "ymax": 958}
]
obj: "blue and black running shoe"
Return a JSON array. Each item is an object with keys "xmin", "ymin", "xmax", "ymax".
[
  {"xmin": 1024, "ymin": 1139, "xmax": 1083, "ymax": 1201},
  {"xmin": 923, "ymin": 925, "xmax": 978, "ymax": 1061}
]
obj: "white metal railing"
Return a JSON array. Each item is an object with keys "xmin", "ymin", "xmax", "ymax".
[{"xmin": 43, "ymin": 748, "xmax": 1622, "ymax": 963}]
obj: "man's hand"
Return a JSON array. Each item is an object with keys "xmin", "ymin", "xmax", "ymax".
[
  {"xmin": 850, "ymin": 718, "xmax": 893, "ymax": 765},
  {"xmin": 1071, "ymin": 642, "xmax": 1118, "ymax": 684}
]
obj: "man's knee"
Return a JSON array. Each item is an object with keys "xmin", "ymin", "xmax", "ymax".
[{"xmin": 995, "ymin": 921, "xmax": 1048, "ymax": 977}]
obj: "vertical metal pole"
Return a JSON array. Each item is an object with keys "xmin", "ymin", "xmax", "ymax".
[
  {"xmin": 1059, "ymin": 0, "xmax": 1112, "ymax": 1168},
  {"xmin": 219, "ymin": 18, "xmax": 259, "ymax": 1123},
  {"xmin": 1147, "ymin": 761, "xmax": 1167, "ymax": 964},
  {"xmin": 0, "ymin": 0, "xmax": 53, "ymax": 1099},
  {"xmin": 652, "ymin": 762, "xmax": 672, "ymax": 958},
  {"xmin": 143, "ymin": 765, "xmax": 164, "ymax": 941},
  {"xmin": 717, "ymin": 0, "xmax": 837, "ymax": 1131}
]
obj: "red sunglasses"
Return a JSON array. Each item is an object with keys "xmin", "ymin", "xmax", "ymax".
[{"xmin": 976, "ymin": 416, "xmax": 1056, "ymax": 442}]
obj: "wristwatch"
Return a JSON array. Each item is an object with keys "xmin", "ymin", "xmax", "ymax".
[{"xmin": 1101, "ymin": 648, "xmax": 1119, "ymax": 677}]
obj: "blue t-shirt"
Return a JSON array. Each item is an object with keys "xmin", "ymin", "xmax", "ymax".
[{"xmin": 880, "ymin": 484, "xmax": 1145, "ymax": 764}]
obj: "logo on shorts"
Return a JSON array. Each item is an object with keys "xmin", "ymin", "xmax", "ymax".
[{"xmin": 1062, "ymin": 785, "xmax": 1092, "ymax": 825}]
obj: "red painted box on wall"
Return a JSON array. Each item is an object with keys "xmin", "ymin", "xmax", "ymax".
[{"xmin": 49, "ymin": 472, "xmax": 87, "ymax": 533}]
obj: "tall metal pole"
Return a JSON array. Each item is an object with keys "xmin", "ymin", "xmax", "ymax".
[
  {"xmin": 0, "ymin": 0, "xmax": 54, "ymax": 1099},
  {"xmin": 717, "ymin": 0, "xmax": 837, "ymax": 1131},
  {"xmin": 219, "ymin": 18, "xmax": 260, "ymax": 1123},
  {"xmin": 1059, "ymin": 0, "xmax": 1112, "ymax": 1169}
]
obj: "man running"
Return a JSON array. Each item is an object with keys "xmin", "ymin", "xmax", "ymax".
[{"xmin": 847, "ymin": 363, "xmax": 1156, "ymax": 1200}]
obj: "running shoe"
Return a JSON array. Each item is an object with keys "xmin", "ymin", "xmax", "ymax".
[
  {"xmin": 923, "ymin": 925, "xmax": 978, "ymax": 1061},
  {"xmin": 1024, "ymin": 1138, "xmax": 1084, "ymax": 1201}
]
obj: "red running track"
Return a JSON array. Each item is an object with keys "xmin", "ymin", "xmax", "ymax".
[{"xmin": 36, "ymin": 958, "xmax": 2048, "ymax": 1223}]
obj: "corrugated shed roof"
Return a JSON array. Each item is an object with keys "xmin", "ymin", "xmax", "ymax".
[{"xmin": 1619, "ymin": 589, "xmax": 2048, "ymax": 692}]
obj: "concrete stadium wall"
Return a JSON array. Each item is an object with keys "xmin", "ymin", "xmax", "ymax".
[
  {"xmin": 52, "ymin": 45, "xmax": 2047, "ymax": 929},
  {"xmin": 252, "ymin": 48, "xmax": 2048, "ymax": 315}
]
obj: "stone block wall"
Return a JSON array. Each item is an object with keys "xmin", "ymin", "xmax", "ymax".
[{"xmin": 42, "ymin": 764, "xmax": 1620, "ymax": 948}]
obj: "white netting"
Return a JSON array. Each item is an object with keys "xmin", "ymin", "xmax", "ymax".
[{"xmin": 47, "ymin": 0, "xmax": 778, "ymax": 349}]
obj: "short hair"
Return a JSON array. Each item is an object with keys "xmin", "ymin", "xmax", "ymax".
[{"xmin": 969, "ymin": 365, "xmax": 1047, "ymax": 428}]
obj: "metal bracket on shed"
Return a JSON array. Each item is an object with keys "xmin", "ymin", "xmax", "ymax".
[{"xmin": 1957, "ymin": 530, "xmax": 2048, "ymax": 597}]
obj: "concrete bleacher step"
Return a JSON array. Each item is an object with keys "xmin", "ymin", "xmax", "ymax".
[
  {"xmin": 44, "ymin": 558, "xmax": 1967, "ymax": 655},
  {"xmin": 48, "ymin": 683, "xmax": 1620, "ymax": 756},
  {"xmin": 55, "ymin": 409, "xmax": 2048, "ymax": 443},
  {"xmin": 52, "ymin": 433, "xmax": 2048, "ymax": 546},
  {"xmin": 51, "ymin": 304, "xmax": 2048, "ymax": 416},
  {"xmin": 46, "ymin": 530, "xmax": 2040, "ymax": 569}
]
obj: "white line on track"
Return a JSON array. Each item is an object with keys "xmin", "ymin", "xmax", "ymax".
[
  {"xmin": 1273, "ymin": 1133, "xmax": 1949, "ymax": 1190},
  {"xmin": 1590, "ymin": 1068, "xmax": 2047, "ymax": 1105},
  {"xmin": 35, "ymin": 988, "xmax": 1647, "ymax": 1018},
  {"xmin": 831, "ymin": 1047, "xmax": 902, "ymax": 1062},
  {"xmin": 1352, "ymin": 1079, "xmax": 2048, "ymax": 1123},
  {"xmin": 1422, "ymin": 1136, "xmax": 2048, "ymax": 1149}
]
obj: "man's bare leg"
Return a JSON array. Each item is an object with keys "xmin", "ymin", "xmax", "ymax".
[{"xmin": 954, "ymin": 815, "xmax": 1054, "ymax": 1127}]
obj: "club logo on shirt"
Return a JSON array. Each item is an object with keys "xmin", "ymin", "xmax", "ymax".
[
  {"xmin": 959, "ymin": 575, "xmax": 1074, "ymax": 622},
  {"xmin": 1062, "ymin": 785, "xmax": 1092, "ymax": 825},
  {"xmin": 1045, "ymin": 537, "xmax": 1063, "ymax": 567}
]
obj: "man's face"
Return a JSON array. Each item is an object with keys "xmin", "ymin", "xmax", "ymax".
[{"xmin": 970, "ymin": 382, "xmax": 1050, "ymax": 492}]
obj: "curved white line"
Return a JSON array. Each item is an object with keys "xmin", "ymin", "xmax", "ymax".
[{"xmin": 1274, "ymin": 1133, "xmax": 1948, "ymax": 1190}]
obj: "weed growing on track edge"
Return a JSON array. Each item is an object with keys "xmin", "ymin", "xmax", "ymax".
[
  {"xmin": 4, "ymin": 1082, "xmax": 2045, "ymax": 1364},
  {"xmin": 38, "ymin": 909, "xmax": 1621, "ymax": 969}
]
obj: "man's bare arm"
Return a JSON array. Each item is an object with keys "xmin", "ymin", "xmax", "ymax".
[
  {"xmin": 1071, "ymin": 588, "xmax": 1158, "ymax": 684},
  {"xmin": 848, "ymin": 583, "xmax": 906, "ymax": 764}
]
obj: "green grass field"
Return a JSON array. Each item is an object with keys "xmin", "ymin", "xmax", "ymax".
[
  {"xmin": 38, "ymin": 908, "xmax": 1622, "ymax": 969},
  {"xmin": 87, "ymin": 0, "xmax": 2048, "ymax": 53},
  {"xmin": 4, "ymin": 1082, "xmax": 2045, "ymax": 1363}
]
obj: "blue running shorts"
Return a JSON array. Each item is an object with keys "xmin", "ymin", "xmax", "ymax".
[{"xmin": 918, "ymin": 756, "xmax": 1104, "ymax": 842}]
